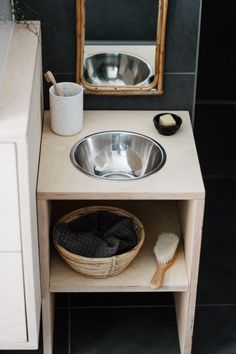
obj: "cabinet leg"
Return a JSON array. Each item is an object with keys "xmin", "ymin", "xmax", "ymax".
[
  {"xmin": 174, "ymin": 292, "xmax": 194, "ymax": 354},
  {"xmin": 37, "ymin": 200, "xmax": 54, "ymax": 354},
  {"xmin": 176, "ymin": 199, "xmax": 205, "ymax": 353},
  {"xmin": 42, "ymin": 293, "xmax": 55, "ymax": 354}
]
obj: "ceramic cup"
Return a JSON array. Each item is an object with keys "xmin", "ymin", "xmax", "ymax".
[{"xmin": 49, "ymin": 82, "xmax": 83, "ymax": 136}]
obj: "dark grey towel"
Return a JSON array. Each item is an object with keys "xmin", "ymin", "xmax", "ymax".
[{"xmin": 53, "ymin": 211, "xmax": 138, "ymax": 258}]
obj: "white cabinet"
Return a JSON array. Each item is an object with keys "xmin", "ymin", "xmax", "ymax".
[
  {"xmin": 0, "ymin": 254, "xmax": 27, "ymax": 343},
  {"xmin": 0, "ymin": 144, "xmax": 21, "ymax": 251},
  {"xmin": 0, "ymin": 23, "xmax": 42, "ymax": 350}
]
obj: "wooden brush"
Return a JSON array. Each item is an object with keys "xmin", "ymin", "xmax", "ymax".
[
  {"xmin": 150, "ymin": 233, "xmax": 179, "ymax": 289},
  {"xmin": 44, "ymin": 70, "xmax": 64, "ymax": 96}
]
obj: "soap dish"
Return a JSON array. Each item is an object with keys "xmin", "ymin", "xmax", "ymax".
[{"xmin": 153, "ymin": 113, "xmax": 182, "ymax": 136}]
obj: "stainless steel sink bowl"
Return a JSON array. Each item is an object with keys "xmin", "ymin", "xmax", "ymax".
[
  {"xmin": 71, "ymin": 131, "xmax": 166, "ymax": 181},
  {"xmin": 84, "ymin": 52, "xmax": 153, "ymax": 86}
]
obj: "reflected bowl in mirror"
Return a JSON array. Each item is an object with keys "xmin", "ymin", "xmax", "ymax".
[
  {"xmin": 153, "ymin": 113, "xmax": 182, "ymax": 136},
  {"xmin": 71, "ymin": 131, "xmax": 166, "ymax": 181},
  {"xmin": 84, "ymin": 52, "xmax": 153, "ymax": 86}
]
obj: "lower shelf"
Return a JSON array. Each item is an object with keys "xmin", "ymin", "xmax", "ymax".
[{"xmin": 50, "ymin": 200, "xmax": 189, "ymax": 293}]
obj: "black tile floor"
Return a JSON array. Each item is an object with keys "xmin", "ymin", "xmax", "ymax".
[{"xmin": 3, "ymin": 177, "xmax": 236, "ymax": 354}]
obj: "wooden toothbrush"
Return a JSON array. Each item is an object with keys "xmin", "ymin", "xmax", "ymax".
[
  {"xmin": 150, "ymin": 233, "xmax": 179, "ymax": 289},
  {"xmin": 44, "ymin": 70, "xmax": 64, "ymax": 96}
]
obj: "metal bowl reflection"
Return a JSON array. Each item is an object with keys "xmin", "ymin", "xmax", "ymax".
[
  {"xmin": 84, "ymin": 52, "xmax": 153, "ymax": 86},
  {"xmin": 71, "ymin": 131, "xmax": 166, "ymax": 181}
]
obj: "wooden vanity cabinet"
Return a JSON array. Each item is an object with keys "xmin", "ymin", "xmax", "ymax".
[
  {"xmin": 37, "ymin": 110, "xmax": 205, "ymax": 354},
  {"xmin": 0, "ymin": 24, "xmax": 42, "ymax": 349}
]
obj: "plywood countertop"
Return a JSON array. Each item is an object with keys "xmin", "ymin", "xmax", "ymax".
[{"xmin": 37, "ymin": 110, "xmax": 205, "ymax": 200}]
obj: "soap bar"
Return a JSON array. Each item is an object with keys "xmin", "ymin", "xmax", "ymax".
[{"xmin": 159, "ymin": 114, "xmax": 176, "ymax": 127}]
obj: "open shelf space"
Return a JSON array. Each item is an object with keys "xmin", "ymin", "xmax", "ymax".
[{"xmin": 50, "ymin": 200, "xmax": 189, "ymax": 293}]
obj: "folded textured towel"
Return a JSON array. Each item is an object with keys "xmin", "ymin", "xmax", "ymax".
[{"xmin": 53, "ymin": 211, "xmax": 138, "ymax": 258}]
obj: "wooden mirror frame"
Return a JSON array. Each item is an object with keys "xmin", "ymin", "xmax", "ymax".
[{"xmin": 76, "ymin": 0, "xmax": 169, "ymax": 95}]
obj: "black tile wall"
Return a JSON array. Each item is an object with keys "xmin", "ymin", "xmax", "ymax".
[
  {"xmin": 45, "ymin": 73, "xmax": 195, "ymax": 111},
  {"xmin": 165, "ymin": 0, "xmax": 201, "ymax": 73},
  {"xmin": 197, "ymin": 2, "xmax": 236, "ymax": 101},
  {"xmin": 83, "ymin": 74, "xmax": 195, "ymax": 111},
  {"xmin": 194, "ymin": 104, "xmax": 236, "ymax": 177},
  {"xmin": 85, "ymin": 0, "xmax": 158, "ymax": 42},
  {"xmin": 17, "ymin": 0, "xmax": 201, "ymax": 115},
  {"xmin": 196, "ymin": 178, "xmax": 236, "ymax": 305},
  {"xmin": 41, "ymin": 23, "xmax": 76, "ymax": 73}
]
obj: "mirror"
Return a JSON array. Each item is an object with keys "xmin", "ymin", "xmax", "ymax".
[{"xmin": 76, "ymin": 0, "xmax": 168, "ymax": 95}]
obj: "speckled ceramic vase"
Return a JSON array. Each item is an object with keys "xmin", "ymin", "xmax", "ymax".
[{"xmin": 49, "ymin": 82, "xmax": 83, "ymax": 136}]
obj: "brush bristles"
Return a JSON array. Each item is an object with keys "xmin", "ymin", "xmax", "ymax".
[{"xmin": 154, "ymin": 233, "xmax": 179, "ymax": 265}]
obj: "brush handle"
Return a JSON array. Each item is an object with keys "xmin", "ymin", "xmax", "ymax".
[
  {"xmin": 53, "ymin": 84, "xmax": 64, "ymax": 97},
  {"xmin": 150, "ymin": 247, "xmax": 179, "ymax": 290},
  {"xmin": 44, "ymin": 71, "xmax": 64, "ymax": 97},
  {"xmin": 150, "ymin": 253, "xmax": 177, "ymax": 289},
  {"xmin": 150, "ymin": 263, "xmax": 167, "ymax": 289}
]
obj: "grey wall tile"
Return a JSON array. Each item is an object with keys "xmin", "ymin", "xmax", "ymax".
[
  {"xmin": 17, "ymin": 0, "xmax": 75, "ymax": 23},
  {"xmin": 42, "ymin": 23, "xmax": 76, "ymax": 73},
  {"xmin": 165, "ymin": 0, "xmax": 201, "ymax": 73},
  {"xmin": 84, "ymin": 74, "xmax": 195, "ymax": 114},
  {"xmin": 18, "ymin": 1, "xmax": 76, "ymax": 73},
  {"xmin": 44, "ymin": 73, "xmax": 195, "ymax": 114}
]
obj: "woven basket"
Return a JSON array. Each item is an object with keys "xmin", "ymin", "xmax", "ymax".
[{"xmin": 54, "ymin": 206, "xmax": 145, "ymax": 278}]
